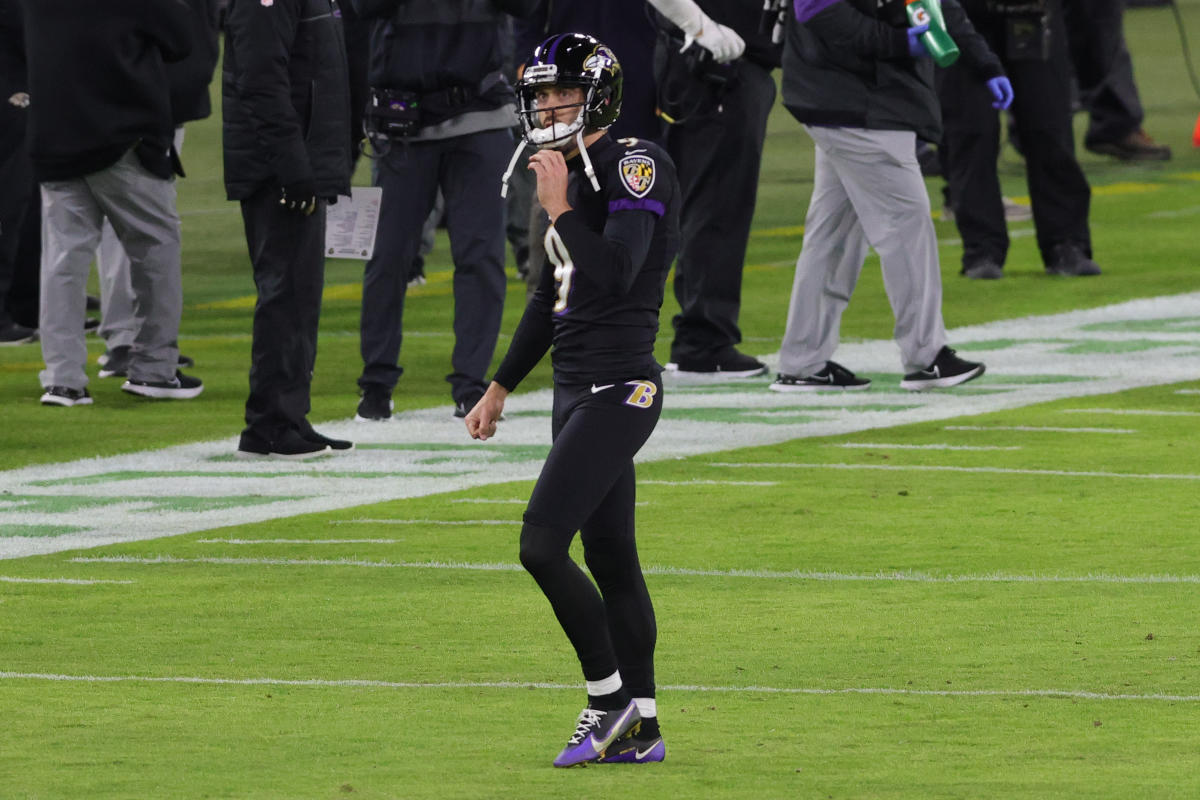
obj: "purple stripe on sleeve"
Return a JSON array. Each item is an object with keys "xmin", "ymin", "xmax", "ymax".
[
  {"xmin": 609, "ymin": 198, "xmax": 665, "ymax": 217},
  {"xmin": 793, "ymin": 0, "xmax": 842, "ymax": 23}
]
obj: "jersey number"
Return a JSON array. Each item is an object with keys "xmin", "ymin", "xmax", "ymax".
[{"xmin": 544, "ymin": 225, "xmax": 574, "ymax": 314}]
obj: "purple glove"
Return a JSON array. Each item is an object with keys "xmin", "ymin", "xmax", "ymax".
[
  {"xmin": 986, "ymin": 76, "xmax": 1014, "ymax": 110},
  {"xmin": 907, "ymin": 24, "xmax": 930, "ymax": 58}
]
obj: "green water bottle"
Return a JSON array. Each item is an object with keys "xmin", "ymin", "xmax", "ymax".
[{"xmin": 905, "ymin": 0, "xmax": 960, "ymax": 67}]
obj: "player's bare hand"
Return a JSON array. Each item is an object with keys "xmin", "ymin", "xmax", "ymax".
[
  {"xmin": 528, "ymin": 149, "xmax": 571, "ymax": 220},
  {"xmin": 464, "ymin": 382, "xmax": 509, "ymax": 441}
]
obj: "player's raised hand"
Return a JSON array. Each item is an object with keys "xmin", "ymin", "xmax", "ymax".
[{"xmin": 528, "ymin": 149, "xmax": 571, "ymax": 221}]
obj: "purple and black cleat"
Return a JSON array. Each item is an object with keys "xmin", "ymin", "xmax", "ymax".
[
  {"xmin": 599, "ymin": 731, "xmax": 666, "ymax": 764},
  {"xmin": 552, "ymin": 700, "xmax": 640, "ymax": 767}
]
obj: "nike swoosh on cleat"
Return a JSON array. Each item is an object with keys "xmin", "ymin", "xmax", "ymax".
[
  {"xmin": 590, "ymin": 383, "xmax": 615, "ymax": 394},
  {"xmin": 634, "ymin": 745, "xmax": 659, "ymax": 761}
]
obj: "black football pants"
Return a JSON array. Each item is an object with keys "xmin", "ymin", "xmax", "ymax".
[{"xmin": 519, "ymin": 376, "xmax": 663, "ymax": 698}]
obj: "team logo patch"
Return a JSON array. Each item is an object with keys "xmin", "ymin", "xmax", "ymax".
[
  {"xmin": 261, "ymin": 0, "xmax": 274, "ymax": 6},
  {"xmin": 618, "ymin": 155, "xmax": 655, "ymax": 199}
]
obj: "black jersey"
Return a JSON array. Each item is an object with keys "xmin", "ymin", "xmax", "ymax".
[{"xmin": 493, "ymin": 134, "xmax": 681, "ymax": 389}]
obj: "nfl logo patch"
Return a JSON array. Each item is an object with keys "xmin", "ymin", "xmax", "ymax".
[
  {"xmin": 261, "ymin": 0, "xmax": 273, "ymax": 6},
  {"xmin": 618, "ymin": 155, "xmax": 655, "ymax": 199}
]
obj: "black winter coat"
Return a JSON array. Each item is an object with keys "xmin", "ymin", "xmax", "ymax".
[
  {"xmin": 22, "ymin": 0, "xmax": 192, "ymax": 181},
  {"xmin": 222, "ymin": 0, "xmax": 352, "ymax": 200},
  {"xmin": 783, "ymin": 0, "xmax": 1003, "ymax": 143},
  {"xmin": 169, "ymin": 0, "xmax": 221, "ymax": 124}
]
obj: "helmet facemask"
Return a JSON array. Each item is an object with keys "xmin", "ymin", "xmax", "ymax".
[{"xmin": 517, "ymin": 67, "xmax": 593, "ymax": 152}]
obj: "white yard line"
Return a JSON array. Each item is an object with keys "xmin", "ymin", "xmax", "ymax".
[
  {"xmin": 1, "ymin": 670, "xmax": 1195, "ymax": 703},
  {"xmin": 710, "ymin": 462, "xmax": 1200, "ymax": 481},
  {"xmin": 828, "ymin": 443, "xmax": 1022, "ymax": 451},
  {"xmin": 68, "ymin": 555, "xmax": 1200, "ymax": 584},
  {"xmin": 328, "ymin": 519, "xmax": 516, "ymax": 526},
  {"xmin": 945, "ymin": 425, "xmax": 1136, "ymax": 434},
  {"xmin": 0, "ymin": 576, "xmax": 134, "ymax": 585},
  {"xmin": 6, "ymin": 291, "xmax": 1200, "ymax": 559},
  {"xmin": 1062, "ymin": 408, "xmax": 1200, "ymax": 417}
]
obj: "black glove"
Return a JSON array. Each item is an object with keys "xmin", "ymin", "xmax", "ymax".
[{"xmin": 280, "ymin": 179, "xmax": 318, "ymax": 216}]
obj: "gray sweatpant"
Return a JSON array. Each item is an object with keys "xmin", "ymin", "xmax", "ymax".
[
  {"xmin": 39, "ymin": 149, "xmax": 182, "ymax": 390},
  {"xmin": 778, "ymin": 126, "xmax": 947, "ymax": 377}
]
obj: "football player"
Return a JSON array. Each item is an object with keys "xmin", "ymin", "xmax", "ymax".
[{"xmin": 465, "ymin": 32, "xmax": 680, "ymax": 768}]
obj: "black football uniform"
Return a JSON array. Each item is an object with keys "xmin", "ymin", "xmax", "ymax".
[{"xmin": 493, "ymin": 134, "xmax": 680, "ymax": 697}]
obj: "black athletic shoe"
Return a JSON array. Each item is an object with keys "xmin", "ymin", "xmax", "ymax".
[
  {"xmin": 121, "ymin": 370, "xmax": 204, "ymax": 399},
  {"xmin": 0, "ymin": 320, "xmax": 37, "ymax": 345},
  {"xmin": 668, "ymin": 348, "xmax": 767, "ymax": 379},
  {"xmin": 770, "ymin": 361, "xmax": 870, "ymax": 392},
  {"xmin": 40, "ymin": 385, "xmax": 93, "ymax": 407},
  {"xmin": 98, "ymin": 346, "xmax": 131, "ymax": 378},
  {"xmin": 453, "ymin": 389, "xmax": 484, "ymax": 419},
  {"xmin": 962, "ymin": 259, "xmax": 1004, "ymax": 280},
  {"xmin": 355, "ymin": 385, "xmax": 393, "ymax": 422},
  {"xmin": 553, "ymin": 700, "xmax": 641, "ymax": 768},
  {"xmin": 900, "ymin": 346, "xmax": 984, "ymax": 391},
  {"xmin": 303, "ymin": 429, "xmax": 354, "ymax": 452},
  {"xmin": 1045, "ymin": 243, "xmax": 1102, "ymax": 277},
  {"xmin": 236, "ymin": 429, "xmax": 329, "ymax": 460}
]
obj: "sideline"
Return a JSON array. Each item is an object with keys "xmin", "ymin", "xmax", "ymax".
[{"xmin": 3, "ymin": 292, "xmax": 1200, "ymax": 559}]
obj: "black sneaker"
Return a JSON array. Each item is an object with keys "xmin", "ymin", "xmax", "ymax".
[
  {"xmin": 770, "ymin": 361, "xmax": 870, "ymax": 392},
  {"xmin": 669, "ymin": 348, "xmax": 767, "ymax": 379},
  {"xmin": 0, "ymin": 320, "xmax": 37, "ymax": 345},
  {"xmin": 962, "ymin": 259, "xmax": 1004, "ymax": 280},
  {"xmin": 121, "ymin": 370, "xmax": 204, "ymax": 399},
  {"xmin": 1046, "ymin": 243, "xmax": 1102, "ymax": 277},
  {"xmin": 98, "ymin": 346, "xmax": 131, "ymax": 378},
  {"xmin": 900, "ymin": 346, "xmax": 984, "ymax": 391},
  {"xmin": 453, "ymin": 389, "xmax": 484, "ymax": 419},
  {"xmin": 302, "ymin": 429, "xmax": 354, "ymax": 452},
  {"xmin": 355, "ymin": 385, "xmax": 393, "ymax": 422},
  {"xmin": 40, "ymin": 385, "xmax": 93, "ymax": 407},
  {"xmin": 236, "ymin": 429, "xmax": 330, "ymax": 460}
]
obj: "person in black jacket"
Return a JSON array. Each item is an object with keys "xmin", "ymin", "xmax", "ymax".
[
  {"xmin": 0, "ymin": 0, "xmax": 36, "ymax": 345},
  {"xmin": 466, "ymin": 33, "xmax": 680, "ymax": 767},
  {"xmin": 773, "ymin": 0, "xmax": 1007, "ymax": 393},
  {"xmin": 94, "ymin": 0, "xmax": 221, "ymax": 378},
  {"xmin": 652, "ymin": 0, "xmax": 782, "ymax": 380},
  {"xmin": 351, "ymin": 0, "xmax": 538, "ymax": 423},
  {"xmin": 223, "ymin": 0, "xmax": 353, "ymax": 458},
  {"xmin": 937, "ymin": 0, "xmax": 1102, "ymax": 279},
  {"xmin": 23, "ymin": 0, "xmax": 204, "ymax": 406}
]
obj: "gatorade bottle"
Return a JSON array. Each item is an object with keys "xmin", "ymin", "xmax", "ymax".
[{"xmin": 905, "ymin": 0, "xmax": 960, "ymax": 68}]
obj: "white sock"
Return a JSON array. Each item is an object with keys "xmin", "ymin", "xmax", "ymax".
[
  {"xmin": 585, "ymin": 670, "xmax": 623, "ymax": 698},
  {"xmin": 634, "ymin": 697, "xmax": 657, "ymax": 718}
]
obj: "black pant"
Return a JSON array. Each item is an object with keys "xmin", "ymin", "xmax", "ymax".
[
  {"xmin": 1062, "ymin": 0, "xmax": 1143, "ymax": 146},
  {"xmin": 667, "ymin": 59, "xmax": 776, "ymax": 364},
  {"xmin": 240, "ymin": 186, "xmax": 326, "ymax": 439},
  {"xmin": 358, "ymin": 129, "xmax": 509, "ymax": 405},
  {"xmin": 938, "ymin": 0, "xmax": 1092, "ymax": 268},
  {"xmin": 0, "ymin": 106, "xmax": 39, "ymax": 328},
  {"xmin": 519, "ymin": 376, "xmax": 662, "ymax": 694}
]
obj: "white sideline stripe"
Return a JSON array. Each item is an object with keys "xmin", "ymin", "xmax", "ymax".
[
  {"xmin": 945, "ymin": 425, "xmax": 1136, "ymax": 434},
  {"xmin": 710, "ymin": 462, "xmax": 1200, "ymax": 481},
  {"xmin": 1, "ymin": 671, "xmax": 1196, "ymax": 703},
  {"xmin": 829, "ymin": 443, "xmax": 1022, "ymax": 451},
  {"xmin": 0, "ymin": 576, "xmax": 134, "ymax": 585},
  {"xmin": 641, "ymin": 480, "xmax": 779, "ymax": 486},
  {"xmin": 197, "ymin": 539, "xmax": 403, "ymax": 545},
  {"xmin": 450, "ymin": 499, "xmax": 526, "ymax": 504},
  {"xmin": 68, "ymin": 556, "xmax": 1200, "ymax": 584},
  {"xmin": 1175, "ymin": 389, "xmax": 1200, "ymax": 395},
  {"xmin": 1062, "ymin": 408, "xmax": 1200, "ymax": 417},
  {"xmin": 329, "ymin": 519, "xmax": 515, "ymax": 526}
]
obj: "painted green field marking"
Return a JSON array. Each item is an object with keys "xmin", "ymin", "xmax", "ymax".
[{"xmin": 5, "ymin": 292, "xmax": 1200, "ymax": 559}]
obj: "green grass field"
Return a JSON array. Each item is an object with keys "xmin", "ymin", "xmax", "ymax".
[{"xmin": 4, "ymin": 5, "xmax": 1200, "ymax": 797}]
